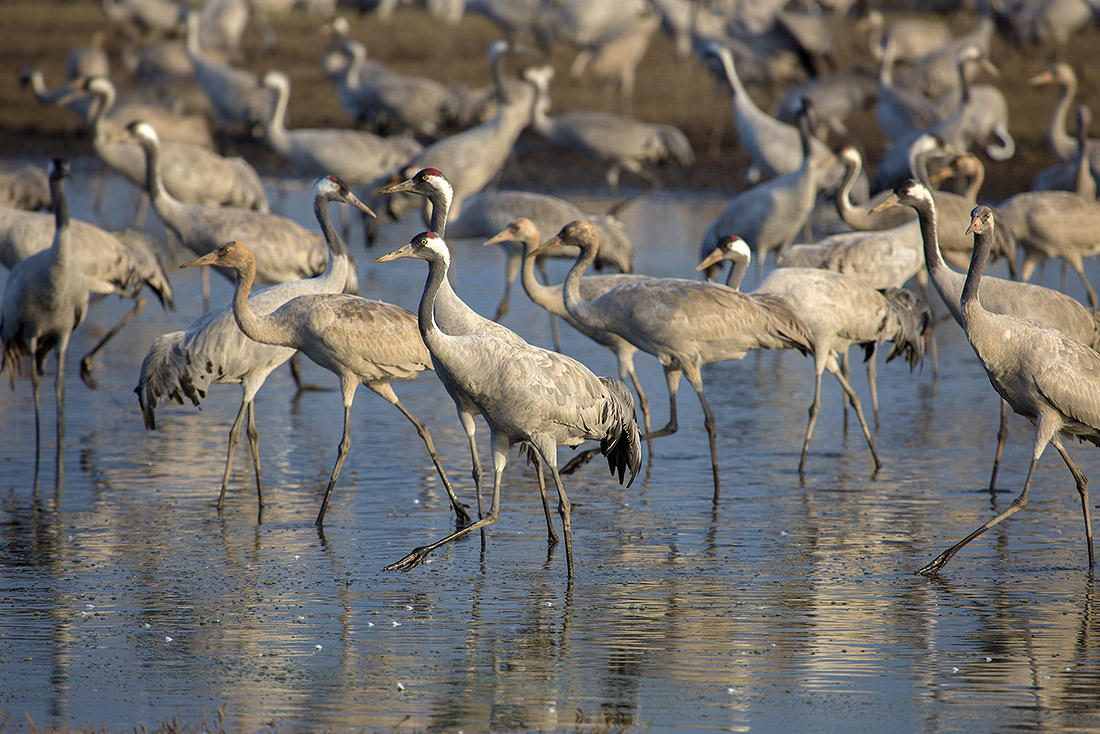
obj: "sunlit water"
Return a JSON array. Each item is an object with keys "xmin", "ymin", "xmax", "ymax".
[{"xmin": 2, "ymin": 159, "xmax": 1099, "ymax": 732}]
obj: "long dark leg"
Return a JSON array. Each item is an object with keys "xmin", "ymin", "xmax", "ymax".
[
  {"xmin": 55, "ymin": 339, "xmax": 68, "ymax": 450},
  {"xmin": 1069, "ymin": 257, "xmax": 1098, "ymax": 311},
  {"xmin": 458, "ymin": 409, "xmax": 483, "ymax": 520},
  {"xmin": 830, "ymin": 362, "xmax": 882, "ymax": 471},
  {"xmin": 988, "ymin": 399, "xmax": 1009, "ymax": 492},
  {"xmin": 545, "ymin": 458, "xmax": 574, "ymax": 577},
  {"xmin": 534, "ymin": 458, "xmax": 558, "ymax": 544},
  {"xmin": 866, "ymin": 342, "xmax": 879, "ymax": 430},
  {"xmin": 641, "ymin": 366, "xmax": 682, "ymax": 440},
  {"xmin": 683, "ymin": 365, "xmax": 719, "ymax": 496},
  {"xmin": 800, "ymin": 354, "xmax": 827, "ymax": 474},
  {"xmin": 315, "ymin": 403, "xmax": 353, "ymax": 526},
  {"xmin": 1052, "ymin": 437, "xmax": 1094, "ymax": 568},
  {"xmin": 218, "ymin": 398, "xmax": 249, "ymax": 511},
  {"xmin": 246, "ymin": 400, "xmax": 264, "ymax": 507},
  {"xmin": 919, "ymin": 421, "xmax": 1054, "ymax": 575},
  {"xmin": 81, "ymin": 295, "xmax": 146, "ymax": 388},
  {"xmin": 493, "ymin": 252, "xmax": 520, "ymax": 322},
  {"xmin": 384, "ymin": 434, "xmax": 508, "ymax": 572},
  {"xmin": 30, "ymin": 339, "xmax": 42, "ymax": 465},
  {"xmin": 384, "ymin": 386, "xmax": 471, "ymax": 526}
]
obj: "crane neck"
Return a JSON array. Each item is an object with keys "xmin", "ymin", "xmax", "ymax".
[
  {"xmin": 961, "ymin": 225, "xmax": 993, "ymax": 325},
  {"xmin": 520, "ymin": 238, "xmax": 565, "ymax": 316},
  {"xmin": 314, "ymin": 195, "xmax": 350, "ymax": 271},
  {"xmin": 48, "ymin": 170, "xmax": 73, "ymax": 265},
  {"xmin": 137, "ymin": 131, "xmax": 175, "ymax": 210},
  {"xmin": 913, "ymin": 193, "xmax": 949, "ymax": 277},
  {"xmin": 723, "ymin": 256, "xmax": 749, "ymax": 291},
  {"xmin": 560, "ymin": 238, "xmax": 612, "ymax": 331},
  {"xmin": 263, "ymin": 78, "xmax": 291, "ymax": 152},
  {"xmin": 228, "ymin": 253, "xmax": 288, "ymax": 347},
  {"xmin": 1048, "ymin": 74, "xmax": 1077, "ymax": 162},
  {"xmin": 416, "ymin": 249, "xmax": 448, "ymax": 345},
  {"xmin": 184, "ymin": 12, "xmax": 202, "ymax": 56},
  {"xmin": 424, "ymin": 188, "xmax": 450, "ymax": 237},
  {"xmin": 836, "ymin": 154, "xmax": 871, "ymax": 229},
  {"xmin": 716, "ymin": 48, "xmax": 750, "ymax": 105},
  {"xmin": 87, "ymin": 84, "xmax": 114, "ymax": 145}
]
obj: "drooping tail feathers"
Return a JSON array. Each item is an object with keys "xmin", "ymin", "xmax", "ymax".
[
  {"xmin": 134, "ymin": 330, "xmax": 206, "ymax": 430},
  {"xmin": 597, "ymin": 376, "xmax": 642, "ymax": 487},
  {"xmin": 752, "ymin": 292, "xmax": 816, "ymax": 357},
  {"xmin": 880, "ymin": 287, "xmax": 931, "ymax": 371}
]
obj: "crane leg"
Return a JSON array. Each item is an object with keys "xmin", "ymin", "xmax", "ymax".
[
  {"xmin": 246, "ymin": 401, "xmax": 264, "ymax": 507},
  {"xmin": 832, "ymin": 364, "xmax": 881, "ymax": 471},
  {"xmin": 458, "ymin": 409, "xmax": 484, "ymax": 520},
  {"xmin": 315, "ymin": 404, "xmax": 353, "ymax": 526},
  {"xmin": 383, "ymin": 435, "xmax": 508, "ymax": 572},
  {"xmin": 533, "ymin": 459, "xmax": 559, "ymax": 544},
  {"xmin": 388, "ymin": 392, "xmax": 471, "ymax": 527},
  {"xmin": 988, "ymin": 399, "xmax": 1009, "ymax": 492},
  {"xmin": 840, "ymin": 350, "xmax": 850, "ymax": 432},
  {"xmin": 640, "ymin": 367, "xmax": 682, "ymax": 441},
  {"xmin": 1052, "ymin": 437, "xmax": 1094, "ymax": 568},
  {"xmin": 800, "ymin": 358, "xmax": 826, "ymax": 474},
  {"xmin": 81, "ymin": 295, "xmax": 147, "ymax": 388},
  {"xmin": 545, "ymin": 459, "xmax": 574, "ymax": 578},
  {"xmin": 493, "ymin": 252, "xmax": 521, "ymax": 322},
  {"xmin": 1069, "ymin": 258, "xmax": 1098, "ymax": 311},
  {"xmin": 218, "ymin": 398, "xmax": 248, "ymax": 511},
  {"xmin": 920, "ymin": 418, "xmax": 1054, "ymax": 574},
  {"xmin": 866, "ymin": 343, "xmax": 879, "ymax": 430},
  {"xmin": 55, "ymin": 339, "xmax": 68, "ymax": 450},
  {"xmin": 684, "ymin": 366, "xmax": 720, "ymax": 496}
]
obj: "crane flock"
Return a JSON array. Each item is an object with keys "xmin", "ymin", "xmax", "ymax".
[{"xmin": 8, "ymin": 2, "xmax": 1100, "ymax": 578}]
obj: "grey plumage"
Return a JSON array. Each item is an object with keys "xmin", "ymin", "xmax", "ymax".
[
  {"xmin": 886, "ymin": 179, "xmax": 1100, "ymax": 490},
  {"xmin": 541, "ymin": 219, "xmax": 813, "ymax": 494},
  {"xmin": 0, "ymin": 159, "xmax": 88, "ymax": 460},
  {"xmin": 181, "ymin": 239, "xmax": 469, "ymax": 528},
  {"xmin": 375, "ymin": 231, "xmax": 641, "ymax": 576},
  {"xmin": 259, "ymin": 69, "xmax": 424, "ymax": 188},
  {"xmin": 482, "ymin": 217, "xmax": 654, "ymax": 432},
  {"xmin": 918, "ymin": 205, "xmax": 1100, "ymax": 574},
  {"xmin": 134, "ymin": 175, "xmax": 371, "ymax": 510},
  {"xmin": 124, "ymin": 121, "xmax": 360, "ymax": 300},
  {"xmin": 525, "ymin": 65, "xmax": 694, "ymax": 193}
]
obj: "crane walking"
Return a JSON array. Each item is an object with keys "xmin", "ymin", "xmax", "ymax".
[
  {"xmin": 375, "ymin": 232, "xmax": 641, "ymax": 576},
  {"xmin": 919, "ymin": 206, "xmax": 1100, "ymax": 574}
]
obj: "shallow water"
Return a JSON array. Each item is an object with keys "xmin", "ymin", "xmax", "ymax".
[{"xmin": 2, "ymin": 160, "xmax": 1100, "ymax": 732}]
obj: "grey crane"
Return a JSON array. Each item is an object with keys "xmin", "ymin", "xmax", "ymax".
[
  {"xmin": 180, "ymin": 240, "xmax": 469, "ymax": 527},
  {"xmin": 482, "ymin": 217, "xmax": 654, "ymax": 433},
  {"xmin": 324, "ymin": 39, "xmax": 394, "ymax": 125},
  {"xmin": 65, "ymin": 31, "xmax": 110, "ymax": 80},
  {"xmin": 102, "ymin": 0, "xmax": 181, "ymax": 39},
  {"xmin": 135, "ymin": 175, "xmax": 372, "ymax": 513},
  {"xmin": 0, "ymin": 200, "xmax": 175, "ymax": 387},
  {"xmin": 0, "ymin": 159, "xmax": 88, "ymax": 462},
  {"xmin": 701, "ymin": 238, "xmax": 929, "ymax": 473},
  {"xmin": 926, "ymin": 44, "xmax": 1014, "ymax": 162},
  {"xmin": 918, "ymin": 205, "xmax": 1100, "ymax": 575},
  {"xmin": 366, "ymin": 39, "xmax": 542, "ymax": 234},
  {"xmin": 374, "ymin": 167, "xmax": 534, "ymax": 521},
  {"xmin": 334, "ymin": 57, "xmax": 462, "ymax": 139},
  {"xmin": 1030, "ymin": 63, "xmax": 1100, "ymax": 191},
  {"xmin": 995, "ymin": 186, "xmax": 1100, "ymax": 310},
  {"xmin": 19, "ymin": 67, "xmax": 97, "ymax": 126},
  {"xmin": 184, "ymin": 8, "xmax": 275, "ymax": 137},
  {"xmin": 444, "ymin": 187, "xmax": 634, "ymax": 324},
  {"xmin": 259, "ymin": 69, "xmax": 423, "ymax": 189},
  {"xmin": 375, "ymin": 231, "xmax": 642, "ymax": 576},
  {"xmin": 525, "ymin": 65, "xmax": 694, "ymax": 193},
  {"xmin": 700, "ymin": 41, "xmax": 846, "ymax": 194},
  {"xmin": 831, "ymin": 144, "xmax": 916, "ymax": 232},
  {"xmin": 569, "ymin": 13, "xmax": 661, "ymax": 114},
  {"xmin": 862, "ymin": 10, "xmax": 951, "ymax": 65},
  {"xmin": 881, "ymin": 179, "xmax": 1100, "ymax": 490},
  {"xmin": 122, "ymin": 120, "xmax": 359, "ymax": 308},
  {"xmin": 80, "ymin": 78, "xmax": 265, "ymax": 212},
  {"xmin": 699, "ymin": 98, "xmax": 833, "ymax": 280},
  {"xmin": 895, "ymin": 17, "xmax": 995, "ymax": 100},
  {"xmin": 875, "ymin": 36, "xmax": 947, "ymax": 142},
  {"xmin": 538, "ymin": 220, "xmax": 814, "ymax": 494},
  {"xmin": 774, "ymin": 66, "xmax": 878, "ymax": 141}
]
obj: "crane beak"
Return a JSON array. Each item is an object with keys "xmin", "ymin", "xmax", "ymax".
[
  {"xmin": 374, "ymin": 244, "xmax": 413, "ymax": 263},
  {"xmin": 374, "ymin": 178, "xmax": 415, "ymax": 196},
  {"xmin": 530, "ymin": 236, "xmax": 561, "ymax": 258},
  {"xmin": 180, "ymin": 251, "xmax": 220, "ymax": 269},
  {"xmin": 813, "ymin": 153, "xmax": 838, "ymax": 170},
  {"xmin": 481, "ymin": 227, "xmax": 516, "ymax": 247},
  {"xmin": 869, "ymin": 193, "xmax": 901, "ymax": 214},
  {"xmin": 1028, "ymin": 70, "xmax": 1055, "ymax": 86},
  {"xmin": 965, "ymin": 217, "xmax": 982, "ymax": 236},
  {"xmin": 980, "ymin": 58, "xmax": 999, "ymax": 77},
  {"xmin": 696, "ymin": 247, "xmax": 725, "ymax": 272},
  {"xmin": 345, "ymin": 191, "xmax": 376, "ymax": 218}
]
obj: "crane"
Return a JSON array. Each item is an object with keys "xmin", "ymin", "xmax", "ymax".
[
  {"xmin": 878, "ymin": 179, "xmax": 1100, "ymax": 491},
  {"xmin": 537, "ymin": 219, "xmax": 813, "ymax": 494},
  {"xmin": 918, "ymin": 205, "xmax": 1100, "ymax": 575},
  {"xmin": 375, "ymin": 231, "xmax": 641, "ymax": 576},
  {"xmin": 0, "ymin": 159, "xmax": 88, "ymax": 462},
  {"xmin": 121, "ymin": 120, "xmax": 360, "ymax": 309},
  {"xmin": 180, "ymin": 240, "xmax": 470, "ymax": 527},
  {"xmin": 701, "ymin": 238, "xmax": 929, "ymax": 473},
  {"xmin": 135, "ymin": 175, "xmax": 372, "ymax": 512}
]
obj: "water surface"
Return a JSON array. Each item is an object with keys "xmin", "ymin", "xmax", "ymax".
[{"xmin": 2, "ymin": 162, "xmax": 1099, "ymax": 732}]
